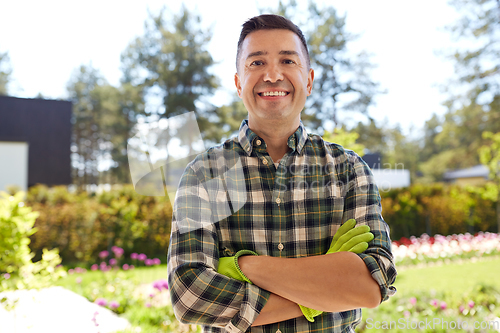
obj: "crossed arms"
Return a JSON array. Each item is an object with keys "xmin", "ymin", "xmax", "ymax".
[{"xmin": 167, "ymin": 150, "xmax": 397, "ymax": 332}]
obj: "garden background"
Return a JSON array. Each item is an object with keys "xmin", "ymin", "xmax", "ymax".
[{"xmin": 1, "ymin": 0, "xmax": 500, "ymax": 332}]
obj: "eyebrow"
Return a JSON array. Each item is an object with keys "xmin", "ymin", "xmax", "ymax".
[{"xmin": 246, "ymin": 50, "xmax": 300, "ymax": 60}]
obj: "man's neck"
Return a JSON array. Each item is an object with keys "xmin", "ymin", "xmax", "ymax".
[{"xmin": 248, "ymin": 118, "xmax": 299, "ymax": 163}]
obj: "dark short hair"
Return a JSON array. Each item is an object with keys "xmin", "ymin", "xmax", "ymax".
[{"xmin": 236, "ymin": 14, "xmax": 310, "ymax": 71}]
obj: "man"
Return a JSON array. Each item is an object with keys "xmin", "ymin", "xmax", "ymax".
[{"xmin": 167, "ymin": 14, "xmax": 397, "ymax": 332}]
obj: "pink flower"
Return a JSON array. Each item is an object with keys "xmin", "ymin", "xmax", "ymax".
[
  {"xmin": 76, "ymin": 277, "xmax": 82, "ymax": 284},
  {"xmin": 122, "ymin": 264, "xmax": 129, "ymax": 271},
  {"xmin": 403, "ymin": 310, "xmax": 410, "ymax": 318},
  {"xmin": 109, "ymin": 301, "xmax": 119, "ymax": 309},
  {"xmin": 68, "ymin": 269, "xmax": 74, "ymax": 275},
  {"xmin": 75, "ymin": 267, "xmax": 86, "ymax": 273},
  {"xmin": 145, "ymin": 259, "xmax": 153, "ymax": 266},
  {"xmin": 459, "ymin": 305, "xmax": 465, "ymax": 313},
  {"xmin": 409, "ymin": 297, "xmax": 416, "ymax": 305},
  {"xmin": 430, "ymin": 299, "xmax": 438, "ymax": 307},
  {"xmin": 94, "ymin": 298, "xmax": 107, "ymax": 306},
  {"xmin": 145, "ymin": 302, "xmax": 151, "ymax": 308},
  {"xmin": 468, "ymin": 301, "xmax": 475, "ymax": 308},
  {"xmin": 99, "ymin": 251, "xmax": 109, "ymax": 259},
  {"xmin": 153, "ymin": 281, "xmax": 162, "ymax": 292},
  {"xmin": 111, "ymin": 246, "xmax": 124, "ymax": 258},
  {"xmin": 130, "ymin": 253, "xmax": 138, "ymax": 260},
  {"xmin": 440, "ymin": 301, "xmax": 447, "ymax": 310},
  {"xmin": 152, "ymin": 279, "xmax": 169, "ymax": 291},
  {"xmin": 109, "ymin": 258, "xmax": 117, "ymax": 266},
  {"xmin": 138, "ymin": 253, "xmax": 147, "ymax": 261},
  {"xmin": 91, "ymin": 264, "xmax": 98, "ymax": 271},
  {"xmin": 4, "ymin": 273, "xmax": 11, "ymax": 280},
  {"xmin": 153, "ymin": 258, "xmax": 161, "ymax": 265},
  {"xmin": 129, "ymin": 265, "xmax": 135, "ymax": 270}
]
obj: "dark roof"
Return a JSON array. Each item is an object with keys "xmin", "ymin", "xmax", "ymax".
[
  {"xmin": 362, "ymin": 152, "xmax": 382, "ymax": 169},
  {"xmin": 0, "ymin": 95, "xmax": 72, "ymax": 186}
]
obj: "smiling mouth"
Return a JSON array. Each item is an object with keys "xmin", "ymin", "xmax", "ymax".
[{"xmin": 258, "ymin": 91, "xmax": 290, "ymax": 97}]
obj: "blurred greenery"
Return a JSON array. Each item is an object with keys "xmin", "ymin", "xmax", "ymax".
[{"xmin": 0, "ymin": 192, "xmax": 65, "ymax": 292}]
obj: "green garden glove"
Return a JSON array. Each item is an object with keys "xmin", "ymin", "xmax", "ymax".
[
  {"xmin": 217, "ymin": 249, "xmax": 258, "ymax": 284},
  {"xmin": 327, "ymin": 219, "xmax": 374, "ymax": 254},
  {"xmin": 299, "ymin": 219, "xmax": 374, "ymax": 322}
]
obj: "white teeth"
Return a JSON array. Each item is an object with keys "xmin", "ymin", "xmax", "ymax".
[{"xmin": 261, "ymin": 91, "xmax": 287, "ymax": 97}]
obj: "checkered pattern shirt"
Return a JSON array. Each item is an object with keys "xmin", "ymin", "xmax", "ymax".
[{"xmin": 167, "ymin": 120, "xmax": 397, "ymax": 333}]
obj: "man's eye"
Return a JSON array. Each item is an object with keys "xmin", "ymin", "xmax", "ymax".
[
  {"xmin": 283, "ymin": 59, "xmax": 295, "ymax": 64},
  {"xmin": 251, "ymin": 60, "xmax": 264, "ymax": 66}
]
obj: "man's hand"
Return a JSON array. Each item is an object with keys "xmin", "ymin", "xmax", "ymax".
[{"xmin": 299, "ymin": 219, "xmax": 374, "ymax": 322}]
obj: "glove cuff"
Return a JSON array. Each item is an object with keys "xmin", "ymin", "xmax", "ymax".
[
  {"xmin": 298, "ymin": 304, "xmax": 321, "ymax": 322},
  {"xmin": 234, "ymin": 249, "xmax": 258, "ymax": 284}
]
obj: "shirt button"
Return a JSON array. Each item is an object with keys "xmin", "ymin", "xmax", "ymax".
[
  {"xmin": 276, "ymin": 330, "xmax": 282, "ymax": 333},
  {"xmin": 262, "ymin": 158, "xmax": 268, "ymax": 165},
  {"xmin": 276, "ymin": 197, "xmax": 281, "ymax": 204},
  {"xmin": 278, "ymin": 243, "xmax": 284, "ymax": 251},
  {"xmin": 256, "ymin": 139, "xmax": 261, "ymax": 146},
  {"xmin": 246, "ymin": 147, "xmax": 250, "ymax": 152}
]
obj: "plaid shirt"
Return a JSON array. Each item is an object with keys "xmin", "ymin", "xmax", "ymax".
[{"xmin": 167, "ymin": 120, "xmax": 397, "ymax": 333}]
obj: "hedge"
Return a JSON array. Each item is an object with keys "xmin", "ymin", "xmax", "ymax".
[
  {"xmin": 19, "ymin": 183, "xmax": 499, "ymax": 264},
  {"xmin": 380, "ymin": 183, "xmax": 497, "ymax": 240},
  {"xmin": 25, "ymin": 185, "xmax": 172, "ymax": 265}
]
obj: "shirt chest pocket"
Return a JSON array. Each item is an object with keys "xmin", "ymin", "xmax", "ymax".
[{"xmin": 292, "ymin": 189, "xmax": 345, "ymax": 256}]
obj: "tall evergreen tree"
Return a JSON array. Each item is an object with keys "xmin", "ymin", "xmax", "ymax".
[{"xmin": 120, "ymin": 5, "xmax": 219, "ymax": 133}]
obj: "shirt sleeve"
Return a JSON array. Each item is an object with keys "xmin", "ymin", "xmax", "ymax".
[
  {"xmin": 167, "ymin": 163, "xmax": 271, "ymax": 332},
  {"xmin": 342, "ymin": 151, "xmax": 397, "ymax": 302}
]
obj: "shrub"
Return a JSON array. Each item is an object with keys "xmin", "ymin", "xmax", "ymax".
[
  {"xmin": 0, "ymin": 192, "xmax": 65, "ymax": 291},
  {"xmin": 381, "ymin": 184, "xmax": 498, "ymax": 239},
  {"xmin": 26, "ymin": 185, "xmax": 172, "ymax": 265}
]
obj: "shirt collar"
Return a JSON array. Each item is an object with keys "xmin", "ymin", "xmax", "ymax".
[{"xmin": 238, "ymin": 119, "xmax": 308, "ymax": 156}]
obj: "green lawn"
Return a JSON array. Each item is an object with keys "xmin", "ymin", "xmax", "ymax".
[
  {"xmin": 394, "ymin": 256, "xmax": 500, "ymax": 294},
  {"xmin": 54, "ymin": 257, "xmax": 500, "ymax": 333},
  {"xmin": 55, "ymin": 264, "xmax": 169, "ymax": 289},
  {"xmin": 358, "ymin": 257, "xmax": 500, "ymax": 332}
]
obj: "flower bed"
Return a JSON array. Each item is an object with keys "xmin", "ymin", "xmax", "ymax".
[{"xmin": 392, "ymin": 232, "xmax": 500, "ymax": 266}]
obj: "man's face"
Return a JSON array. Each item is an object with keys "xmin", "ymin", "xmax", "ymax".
[{"xmin": 234, "ymin": 29, "xmax": 314, "ymax": 126}]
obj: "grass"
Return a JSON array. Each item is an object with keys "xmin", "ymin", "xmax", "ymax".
[
  {"xmin": 394, "ymin": 256, "xmax": 500, "ymax": 294},
  {"xmin": 54, "ymin": 257, "xmax": 500, "ymax": 332},
  {"xmin": 358, "ymin": 257, "xmax": 500, "ymax": 332},
  {"xmin": 55, "ymin": 264, "xmax": 168, "ymax": 290}
]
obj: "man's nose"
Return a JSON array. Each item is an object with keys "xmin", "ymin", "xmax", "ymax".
[{"xmin": 263, "ymin": 63, "xmax": 284, "ymax": 83}]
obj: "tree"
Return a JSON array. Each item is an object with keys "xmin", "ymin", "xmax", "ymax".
[
  {"xmin": 479, "ymin": 131, "xmax": 500, "ymax": 232},
  {"xmin": 261, "ymin": 1, "xmax": 383, "ymax": 132},
  {"xmin": 0, "ymin": 50, "xmax": 11, "ymax": 95},
  {"xmin": 107, "ymin": 81, "xmax": 146, "ymax": 184},
  {"xmin": 323, "ymin": 128, "xmax": 365, "ymax": 157},
  {"xmin": 120, "ymin": 5, "xmax": 219, "ymax": 136},
  {"xmin": 418, "ymin": 0, "xmax": 500, "ymax": 181},
  {"xmin": 67, "ymin": 64, "xmax": 146, "ymax": 188},
  {"xmin": 446, "ymin": 0, "xmax": 500, "ymax": 108},
  {"xmin": 67, "ymin": 65, "xmax": 118, "ymax": 188}
]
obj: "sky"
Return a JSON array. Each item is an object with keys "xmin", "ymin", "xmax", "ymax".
[{"xmin": 0, "ymin": 0, "xmax": 461, "ymax": 135}]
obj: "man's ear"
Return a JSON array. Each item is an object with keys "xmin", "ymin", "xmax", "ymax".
[
  {"xmin": 234, "ymin": 73, "xmax": 242, "ymax": 98},
  {"xmin": 307, "ymin": 68, "xmax": 314, "ymax": 96}
]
